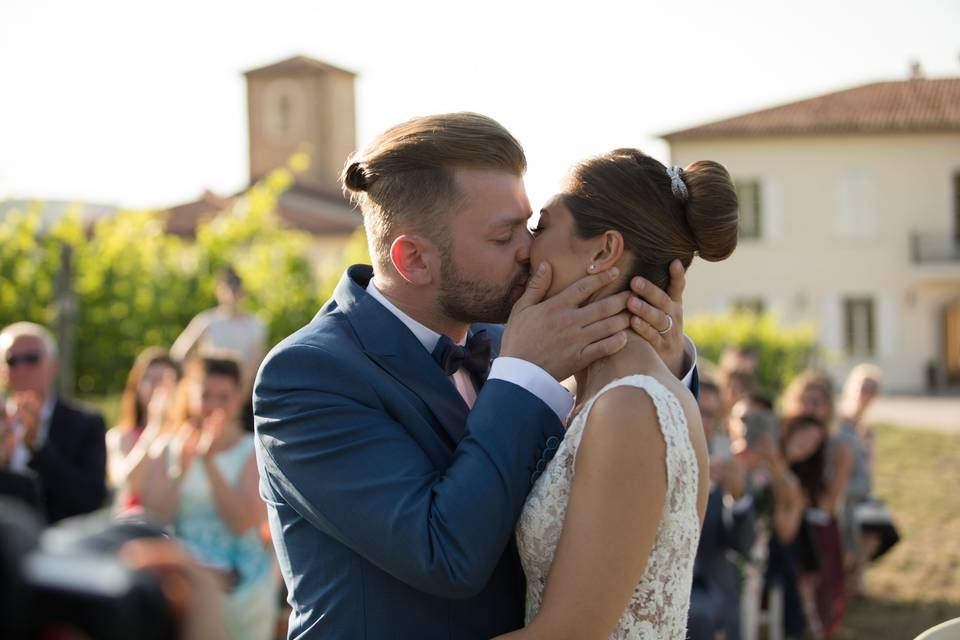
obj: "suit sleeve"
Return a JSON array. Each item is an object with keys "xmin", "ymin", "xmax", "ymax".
[
  {"xmin": 254, "ymin": 343, "xmax": 563, "ymax": 598},
  {"xmin": 721, "ymin": 496, "xmax": 756, "ymax": 558},
  {"xmin": 30, "ymin": 411, "xmax": 108, "ymax": 517}
]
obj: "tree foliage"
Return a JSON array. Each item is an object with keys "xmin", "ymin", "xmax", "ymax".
[
  {"xmin": 685, "ymin": 311, "xmax": 818, "ymax": 397},
  {"xmin": 0, "ymin": 155, "xmax": 333, "ymax": 395},
  {"xmin": 2, "ymin": 172, "xmax": 815, "ymax": 401}
]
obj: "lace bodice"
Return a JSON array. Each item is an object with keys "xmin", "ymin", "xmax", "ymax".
[{"xmin": 515, "ymin": 375, "xmax": 701, "ymax": 639}]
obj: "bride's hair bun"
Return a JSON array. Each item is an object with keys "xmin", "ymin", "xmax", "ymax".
[{"xmin": 679, "ymin": 160, "xmax": 739, "ymax": 262}]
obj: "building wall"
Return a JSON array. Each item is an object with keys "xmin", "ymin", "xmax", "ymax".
[
  {"xmin": 247, "ymin": 73, "xmax": 308, "ymax": 183},
  {"xmin": 323, "ymin": 73, "xmax": 358, "ymax": 187},
  {"xmin": 307, "ymin": 234, "xmax": 355, "ymax": 275},
  {"xmin": 247, "ymin": 70, "xmax": 356, "ymax": 192},
  {"xmin": 669, "ymin": 133, "xmax": 960, "ymax": 392}
]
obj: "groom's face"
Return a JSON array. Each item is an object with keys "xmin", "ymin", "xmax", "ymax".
[{"xmin": 438, "ymin": 168, "xmax": 533, "ymax": 324}]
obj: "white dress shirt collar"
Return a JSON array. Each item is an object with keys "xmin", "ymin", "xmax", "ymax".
[{"xmin": 366, "ymin": 280, "xmax": 467, "ymax": 352}]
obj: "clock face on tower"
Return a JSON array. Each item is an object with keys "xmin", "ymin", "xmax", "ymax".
[{"xmin": 262, "ymin": 79, "xmax": 307, "ymax": 142}]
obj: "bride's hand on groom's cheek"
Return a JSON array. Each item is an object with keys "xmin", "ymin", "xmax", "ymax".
[
  {"xmin": 627, "ymin": 259, "xmax": 686, "ymax": 379},
  {"xmin": 500, "ymin": 261, "xmax": 632, "ymax": 381}
]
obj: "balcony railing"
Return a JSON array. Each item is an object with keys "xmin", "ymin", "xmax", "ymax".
[{"xmin": 911, "ymin": 232, "xmax": 960, "ymax": 264}]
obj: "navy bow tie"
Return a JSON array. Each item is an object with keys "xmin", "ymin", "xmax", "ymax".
[{"xmin": 432, "ymin": 330, "xmax": 492, "ymax": 382}]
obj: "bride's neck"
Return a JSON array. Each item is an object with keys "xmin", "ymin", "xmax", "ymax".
[{"xmin": 573, "ymin": 335, "xmax": 670, "ymax": 408}]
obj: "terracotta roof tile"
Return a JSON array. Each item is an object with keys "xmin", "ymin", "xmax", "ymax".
[
  {"xmin": 163, "ymin": 191, "xmax": 233, "ymax": 237},
  {"xmin": 161, "ymin": 185, "xmax": 360, "ymax": 238},
  {"xmin": 243, "ymin": 55, "xmax": 356, "ymax": 78},
  {"xmin": 662, "ymin": 77, "xmax": 960, "ymax": 140},
  {"xmin": 275, "ymin": 185, "xmax": 360, "ymax": 235}
]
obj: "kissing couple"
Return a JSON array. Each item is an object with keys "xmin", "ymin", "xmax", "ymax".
[{"xmin": 254, "ymin": 112, "xmax": 740, "ymax": 639}]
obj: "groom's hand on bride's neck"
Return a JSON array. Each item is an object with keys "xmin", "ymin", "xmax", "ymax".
[
  {"xmin": 626, "ymin": 259, "xmax": 687, "ymax": 379},
  {"xmin": 500, "ymin": 262, "xmax": 634, "ymax": 382}
]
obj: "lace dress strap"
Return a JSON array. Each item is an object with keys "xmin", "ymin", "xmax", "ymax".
[{"xmin": 569, "ymin": 374, "xmax": 692, "ymax": 494}]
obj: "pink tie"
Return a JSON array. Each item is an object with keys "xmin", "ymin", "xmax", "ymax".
[{"xmin": 452, "ymin": 370, "xmax": 477, "ymax": 408}]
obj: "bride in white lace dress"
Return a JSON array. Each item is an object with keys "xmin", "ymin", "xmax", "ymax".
[{"xmin": 495, "ymin": 149, "xmax": 740, "ymax": 639}]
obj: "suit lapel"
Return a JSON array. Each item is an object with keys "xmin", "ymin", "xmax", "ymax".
[
  {"xmin": 369, "ymin": 352, "xmax": 470, "ymax": 446},
  {"xmin": 332, "ymin": 266, "xmax": 470, "ymax": 447},
  {"xmin": 46, "ymin": 400, "xmax": 68, "ymax": 448}
]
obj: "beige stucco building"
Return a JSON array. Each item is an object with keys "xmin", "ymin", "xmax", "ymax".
[{"xmin": 664, "ymin": 77, "xmax": 960, "ymax": 393}]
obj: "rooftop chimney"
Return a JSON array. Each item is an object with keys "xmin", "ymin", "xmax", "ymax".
[{"xmin": 909, "ymin": 60, "xmax": 923, "ymax": 80}]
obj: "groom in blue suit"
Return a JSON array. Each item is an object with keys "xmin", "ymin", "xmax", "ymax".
[{"xmin": 254, "ymin": 113, "xmax": 697, "ymax": 639}]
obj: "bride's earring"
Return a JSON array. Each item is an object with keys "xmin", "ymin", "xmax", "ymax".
[{"xmin": 587, "ymin": 264, "xmax": 596, "ymax": 273}]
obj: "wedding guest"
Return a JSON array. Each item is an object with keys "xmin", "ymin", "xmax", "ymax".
[
  {"xmin": 781, "ymin": 413, "xmax": 845, "ymax": 639},
  {"xmin": 0, "ymin": 322, "xmax": 107, "ymax": 524},
  {"xmin": 731, "ymin": 402, "xmax": 807, "ymax": 638},
  {"xmin": 837, "ymin": 364, "xmax": 887, "ymax": 595},
  {"xmin": 744, "ymin": 390, "xmax": 775, "ymax": 414},
  {"xmin": 141, "ymin": 355, "xmax": 277, "ymax": 640},
  {"xmin": 106, "ymin": 347, "xmax": 181, "ymax": 510},
  {"xmin": 689, "ymin": 379, "xmax": 756, "ymax": 640},
  {"xmin": 782, "ymin": 370, "xmax": 852, "ymax": 522},
  {"xmin": 698, "ymin": 379, "xmax": 727, "ymax": 456},
  {"xmin": 171, "ymin": 267, "xmax": 267, "ymax": 430},
  {"xmin": 782, "ymin": 370, "xmax": 835, "ymax": 430},
  {"xmin": 733, "ymin": 412, "xmax": 804, "ymax": 547},
  {"xmin": 0, "ymin": 402, "xmax": 43, "ymax": 511},
  {"xmin": 719, "ymin": 344, "xmax": 759, "ymax": 377},
  {"xmin": 721, "ymin": 369, "xmax": 756, "ymax": 422}
]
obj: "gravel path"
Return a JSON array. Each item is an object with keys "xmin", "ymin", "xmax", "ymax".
[{"xmin": 867, "ymin": 395, "xmax": 960, "ymax": 433}]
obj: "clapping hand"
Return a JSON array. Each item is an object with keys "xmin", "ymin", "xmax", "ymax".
[
  {"xmin": 711, "ymin": 456, "xmax": 747, "ymax": 500},
  {"xmin": 13, "ymin": 391, "xmax": 42, "ymax": 451},
  {"xmin": 145, "ymin": 380, "xmax": 176, "ymax": 435},
  {"xmin": 171, "ymin": 423, "xmax": 201, "ymax": 478},
  {"xmin": 197, "ymin": 409, "xmax": 228, "ymax": 461}
]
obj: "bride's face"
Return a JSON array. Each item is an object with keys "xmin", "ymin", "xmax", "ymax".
[{"xmin": 529, "ymin": 196, "xmax": 599, "ymax": 299}]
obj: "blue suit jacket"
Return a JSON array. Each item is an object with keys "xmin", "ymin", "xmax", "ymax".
[
  {"xmin": 29, "ymin": 399, "xmax": 107, "ymax": 524},
  {"xmin": 689, "ymin": 486, "xmax": 756, "ymax": 640},
  {"xmin": 254, "ymin": 265, "xmax": 566, "ymax": 639}
]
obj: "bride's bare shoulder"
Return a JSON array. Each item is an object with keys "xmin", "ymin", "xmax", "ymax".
[
  {"xmin": 571, "ymin": 385, "xmax": 668, "ymax": 504},
  {"xmin": 578, "ymin": 386, "xmax": 664, "ymax": 457}
]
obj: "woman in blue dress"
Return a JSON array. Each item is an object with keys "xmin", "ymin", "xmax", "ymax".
[{"xmin": 142, "ymin": 354, "xmax": 278, "ymax": 640}]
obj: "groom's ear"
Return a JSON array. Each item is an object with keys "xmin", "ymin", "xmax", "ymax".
[
  {"xmin": 589, "ymin": 230, "xmax": 625, "ymax": 273},
  {"xmin": 390, "ymin": 234, "xmax": 438, "ymax": 286}
]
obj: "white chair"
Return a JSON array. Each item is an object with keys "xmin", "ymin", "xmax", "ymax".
[
  {"xmin": 741, "ymin": 575, "xmax": 783, "ymax": 640},
  {"xmin": 914, "ymin": 617, "xmax": 960, "ymax": 640},
  {"xmin": 739, "ymin": 524, "xmax": 783, "ymax": 640}
]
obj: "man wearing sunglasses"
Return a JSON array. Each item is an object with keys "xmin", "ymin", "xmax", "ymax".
[{"xmin": 0, "ymin": 322, "xmax": 107, "ymax": 524}]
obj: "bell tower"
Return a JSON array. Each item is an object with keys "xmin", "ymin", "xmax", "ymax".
[{"xmin": 244, "ymin": 56, "xmax": 357, "ymax": 194}]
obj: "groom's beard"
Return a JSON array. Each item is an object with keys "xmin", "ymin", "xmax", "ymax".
[{"xmin": 439, "ymin": 257, "xmax": 529, "ymax": 325}]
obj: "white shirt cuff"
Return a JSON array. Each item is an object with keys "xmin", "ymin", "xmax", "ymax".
[
  {"xmin": 679, "ymin": 335, "xmax": 698, "ymax": 390},
  {"xmin": 488, "ymin": 357, "xmax": 574, "ymax": 423}
]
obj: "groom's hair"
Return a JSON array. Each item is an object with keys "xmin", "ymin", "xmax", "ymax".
[{"xmin": 340, "ymin": 112, "xmax": 526, "ymax": 270}]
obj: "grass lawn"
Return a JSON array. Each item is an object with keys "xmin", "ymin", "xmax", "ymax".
[{"xmin": 836, "ymin": 424, "xmax": 960, "ymax": 639}]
